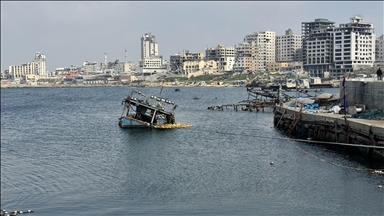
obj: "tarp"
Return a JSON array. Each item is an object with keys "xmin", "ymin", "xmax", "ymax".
[
  {"xmin": 295, "ymin": 97, "xmax": 315, "ymax": 104},
  {"xmin": 316, "ymin": 93, "xmax": 333, "ymax": 99},
  {"xmin": 330, "ymin": 105, "xmax": 341, "ymax": 114}
]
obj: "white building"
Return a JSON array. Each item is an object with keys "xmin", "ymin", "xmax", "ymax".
[
  {"xmin": 140, "ymin": 56, "xmax": 167, "ymax": 76},
  {"xmin": 8, "ymin": 51, "xmax": 47, "ymax": 79},
  {"xmin": 233, "ymin": 42, "xmax": 248, "ymax": 72},
  {"xmin": 303, "ymin": 17, "xmax": 375, "ymax": 77},
  {"xmin": 276, "ymin": 29, "xmax": 302, "ymax": 62},
  {"xmin": 114, "ymin": 61, "xmax": 136, "ymax": 73},
  {"xmin": 33, "ymin": 52, "xmax": 47, "ymax": 77},
  {"xmin": 141, "ymin": 33, "xmax": 158, "ymax": 60},
  {"xmin": 330, "ymin": 16, "xmax": 375, "ymax": 76},
  {"xmin": 1, "ymin": 70, "xmax": 9, "ymax": 79},
  {"xmin": 138, "ymin": 32, "xmax": 167, "ymax": 75},
  {"xmin": 244, "ymin": 30, "xmax": 275, "ymax": 71},
  {"xmin": 205, "ymin": 45, "xmax": 235, "ymax": 72},
  {"xmin": 233, "ymin": 41, "xmax": 258, "ymax": 73},
  {"xmin": 375, "ymin": 34, "xmax": 384, "ymax": 67},
  {"xmin": 82, "ymin": 61, "xmax": 100, "ymax": 73},
  {"xmin": 55, "ymin": 65, "xmax": 79, "ymax": 75}
]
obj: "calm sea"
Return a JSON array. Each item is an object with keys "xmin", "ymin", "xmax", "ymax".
[{"xmin": 1, "ymin": 86, "xmax": 383, "ymax": 215}]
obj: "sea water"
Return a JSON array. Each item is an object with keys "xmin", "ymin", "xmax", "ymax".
[{"xmin": 1, "ymin": 87, "xmax": 383, "ymax": 215}]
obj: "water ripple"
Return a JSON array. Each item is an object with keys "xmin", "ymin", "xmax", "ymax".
[{"xmin": 1, "ymin": 87, "xmax": 383, "ymax": 215}]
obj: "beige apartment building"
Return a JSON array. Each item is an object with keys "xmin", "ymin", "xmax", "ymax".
[
  {"xmin": 233, "ymin": 41, "xmax": 258, "ymax": 72},
  {"xmin": 170, "ymin": 50, "xmax": 204, "ymax": 75},
  {"xmin": 266, "ymin": 62, "xmax": 289, "ymax": 72},
  {"xmin": 276, "ymin": 29, "xmax": 302, "ymax": 62},
  {"xmin": 183, "ymin": 60, "xmax": 205, "ymax": 74},
  {"xmin": 182, "ymin": 59, "xmax": 218, "ymax": 76}
]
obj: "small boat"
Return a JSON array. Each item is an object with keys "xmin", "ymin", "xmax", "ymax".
[
  {"xmin": 175, "ymin": 88, "xmax": 180, "ymax": 92},
  {"xmin": 118, "ymin": 89, "xmax": 177, "ymax": 128},
  {"xmin": 193, "ymin": 96, "xmax": 199, "ymax": 100}
]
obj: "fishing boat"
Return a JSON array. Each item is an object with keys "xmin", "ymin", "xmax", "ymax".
[{"xmin": 118, "ymin": 89, "xmax": 177, "ymax": 128}]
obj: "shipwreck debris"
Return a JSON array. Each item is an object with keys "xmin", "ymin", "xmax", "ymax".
[
  {"xmin": 207, "ymin": 87, "xmax": 323, "ymax": 113},
  {"xmin": 118, "ymin": 89, "xmax": 191, "ymax": 129}
]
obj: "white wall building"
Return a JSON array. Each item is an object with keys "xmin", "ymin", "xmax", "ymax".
[
  {"xmin": 8, "ymin": 51, "xmax": 47, "ymax": 79},
  {"xmin": 141, "ymin": 32, "xmax": 158, "ymax": 60},
  {"xmin": 302, "ymin": 17, "xmax": 375, "ymax": 77},
  {"xmin": 276, "ymin": 29, "xmax": 302, "ymax": 62},
  {"xmin": 244, "ymin": 30, "xmax": 275, "ymax": 71},
  {"xmin": 233, "ymin": 41, "xmax": 258, "ymax": 73},
  {"xmin": 114, "ymin": 61, "xmax": 136, "ymax": 73},
  {"xmin": 233, "ymin": 42, "xmax": 248, "ymax": 72},
  {"xmin": 205, "ymin": 45, "xmax": 235, "ymax": 72},
  {"xmin": 139, "ymin": 32, "xmax": 167, "ymax": 75},
  {"xmin": 55, "ymin": 65, "xmax": 79, "ymax": 75},
  {"xmin": 330, "ymin": 16, "xmax": 375, "ymax": 76},
  {"xmin": 140, "ymin": 56, "xmax": 167, "ymax": 76},
  {"xmin": 33, "ymin": 52, "xmax": 47, "ymax": 77},
  {"xmin": 82, "ymin": 61, "xmax": 100, "ymax": 73}
]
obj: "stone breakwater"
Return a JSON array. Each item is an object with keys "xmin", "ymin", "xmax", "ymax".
[{"xmin": 274, "ymin": 105, "xmax": 384, "ymax": 161}]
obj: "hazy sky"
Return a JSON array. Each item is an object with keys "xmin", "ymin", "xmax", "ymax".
[{"xmin": 1, "ymin": 1, "xmax": 383, "ymax": 71}]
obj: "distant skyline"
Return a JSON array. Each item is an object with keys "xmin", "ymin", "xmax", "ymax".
[{"xmin": 1, "ymin": 1, "xmax": 383, "ymax": 71}]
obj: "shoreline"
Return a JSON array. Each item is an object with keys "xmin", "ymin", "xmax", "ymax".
[{"xmin": 0, "ymin": 83, "xmax": 240, "ymax": 89}]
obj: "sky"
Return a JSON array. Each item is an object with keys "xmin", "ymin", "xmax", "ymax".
[{"xmin": 1, "ymin": 1, "xmax": 383, "ymax": 72}]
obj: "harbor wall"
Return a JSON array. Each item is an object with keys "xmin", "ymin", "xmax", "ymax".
[
  {"xmin": 340, "ymin": 80, "xmax": 384, "ymax": 110},
  {"xmin": 274, "ymin": 106, "xmax": 384, "ymax": 161}
]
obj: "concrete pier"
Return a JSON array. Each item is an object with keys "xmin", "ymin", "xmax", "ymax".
[{"xmin": 274, "ymin": 105, "xmax": 384, "ymax": 160}]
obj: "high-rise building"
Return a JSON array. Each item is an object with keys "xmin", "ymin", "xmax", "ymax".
[
  {"xmin": 141, "ymin": 32, "xmax": 158, "ymax": 60},
  {"xmin": 375, "ymin": 34, "xmax": 384, "ymax": 67},
  {"xmin": 303, "ymin": 17, "xmax": 376, "ymax": 77},
  {"xmin": 139, "ymin": 32, "xmax": 167, "ymax": 76},
  {"xmin": 330, "ymin": 16, "xmax": 375, "ymax": 76},
  {"xmin": 303, "ymin": 26, "xmax": 335, "ymax": 77},
  {"xmin": 302, "ymin": 18, "xmax": 335, "ymax": 76},
  {"xmin": 33, "ymin": 52, "xmax": 46, "ymax": 76},
  {"xmin": 276, "ymin": 29, "xmax": 302, "ymax": 62},
  {"xmin": 244, "ymin": 30, "xmax": 275, "ymax": 71}
]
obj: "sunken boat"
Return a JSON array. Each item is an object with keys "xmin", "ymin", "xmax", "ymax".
[{"xmin": 118, "ymin": 89, "xmax": 177, "ymax": 128}]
